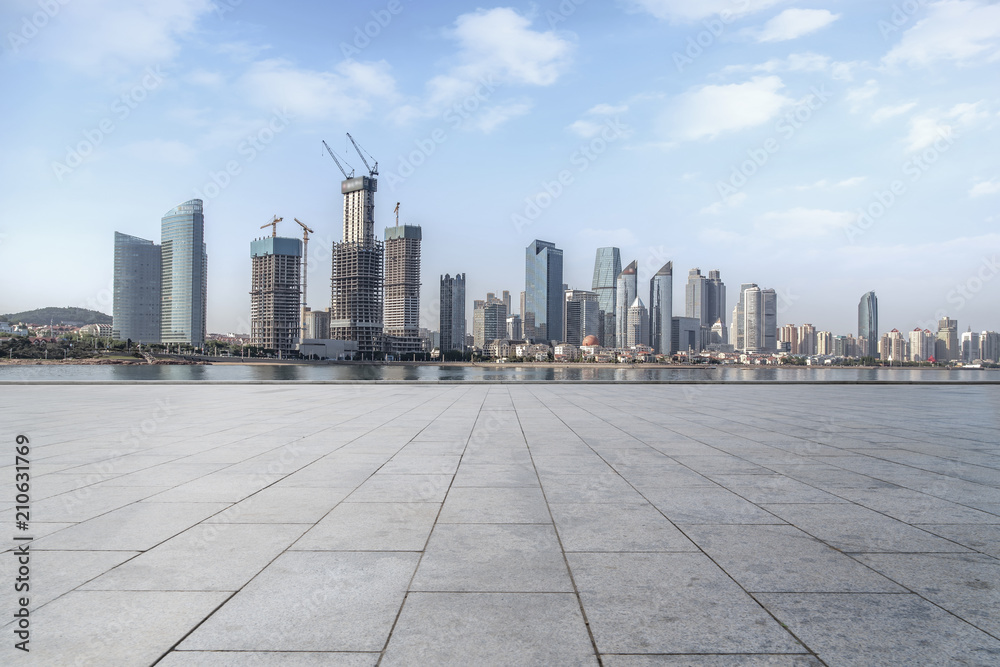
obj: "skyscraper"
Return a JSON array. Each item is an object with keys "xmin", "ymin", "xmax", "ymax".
[
  {"xmin": 858, "ymin": 291, "xmax": 878, "ymax": 358},
  {"xmin": 733, "ymin": 283, "xmax": 756, "ymax": 351},
  {"xmin": 615, "ymin": 260, "xmax": 637, "ymax": 348},
  {"xmin": 250, "ymin": 235, "xmax": 302, "ymax": 356},
  {"xmin": 439, "ymin": 273, "xmax": 466, "ymax": 353},
  {"xmin": 649, "ymin": 261, "xmax": 672, "ymax": 355},
  {"xmin": 739, "ymin": 286, "xmax": 777, "ymax": 353},
  {"xmin": 685, "ymin": 268, "xmax": 707, "ymax": 323},
  {"xmin": 525, "ymin": 240, "xmax": 563, "ymax": 343},
  {"xmin": 706, "ymin": 270, "xmax": 727, "ymax": 342},
  {"xmin": 383, "ymin": 224, "xmax": 422, "ymax": 356},
  {"xmin": 935, "ymin": 317, "xmax": 958, "ymax": 362},
  {"xmin": 160, "ymin": 199, "xmax": 207, "ymax": 347},
  {"xmin": 331, "ymin": 176, "xmax": 384, "ymax": 357},
  {"xmin": 592, "ymin": 247, "xmax": 621, "ymax": 345},
  {"xmin": 112, "ymin": 232, "xmax": 161, "ymax": 344},
  {"xmin": 626, "ymin": 297, "xmax": 649, "ymax": 348},
  {"xmin": 564, "ymin": 290, "xmax": 600, "ymax": 345}
]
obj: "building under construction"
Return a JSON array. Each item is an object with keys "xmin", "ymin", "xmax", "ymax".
[
  {"xmin": 383, "ymin": 220, "xmax": 423, "ymax": 357},
  {"xmin": 250, "ymin": 235, "xmax": 302, "ymax": 355}
]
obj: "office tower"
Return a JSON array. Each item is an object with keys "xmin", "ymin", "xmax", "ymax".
[
  {"xmin": 733, "ymin": 283, "xmax": 756, "ymax": 351},
  {"xmin": 161, "ymin": 199, "xmax": 207, "ymax": 347},
  {"xmin": 615, "ymin": 260, "xmax": 637, "ymax": 348},
  {"xmin": 304, "ymin": 308, "xmax": 331, "ymax": 340},
  {"xmin": 858, "ymin": 291, "xmax": 878, "ymax": 358},
  {"xmin": 671, "ymin": 316, "xmax": 701, "ymax": 354},
  {"xmin": 685, "ymin": 268, "xmax": 707, "ymax": 323},
  {"xmin": 331, "ymin": 175, "xmax": 384, "ymax": 358},
  {"xmin": 250, "ymin": 235, "xmax": 302, "ymax": 355},
  {"xmin": 472, "ymin": 300, "xmax": 486, "ymax": 348},
  {"xmin": 762, "ymin": 289, "xmax": 777, "ymax": 352},
  {"xmin": 525, "ymin": 240, "xmax": 563, "ymax": 343},
  {"xmin": 439, "ymin": 273, "xmax": 466, "ymax": 353},
  {"xmin": 592, "ymin": 247, "xmax": 621, "ymax": 344},
  {"xmin": 798, "ymin": 324, "xmax": 817, "ymax": 356},
  {"xmin": 935, "ymin": 317, "xmax": 958, "ymax": 361},
  {"xmin": 706, "ymin": 269, "xmax": 727, "ymax": 341},
  {"xmin": 383, "ymin": 224, "xmax": 422, "ymax": 356},
  {"xmin": 961, "ymin": 329, "xmax": 981, "ymax": 363},
  {"xmin": 507, "ymin": 315, "xmax": 522, "ymax": 340},
  {"xmin": 113, "ymin": 232, "xmax": 161, "ymax": 344},
  {"xmin": 817, "ymin": 331, "xmax": 833, "ymax": 355},
  {"xmin": 980, "ymin": 331, "xmax": 999, "ymax": 362},
  {"xmin": 484, "ymin": 300, "xmax": 507, "ymax": 344},
  {"xmin": 564, "ymin": 290, "xmax": 600, "ymax": 345},
  {"xmin": 502, "ymin": 291, "xmax": 511, "ymax": 317},
  {"xmin": 626, "ymin": 297, "xmax": 648, "ymax": 348},
  {"xmin": 742, "ymin": 286, "xmax": 762, "ymax": 352},
  {"xmin": 648, "ymin": 261, "xmax": 672, "ymax": 355},
  {"xmin": 519, "ymin": 290, "xmax": 533, "ymax": 341}
]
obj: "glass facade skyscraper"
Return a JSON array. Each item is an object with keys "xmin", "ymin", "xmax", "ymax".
[
  {"xmin": 439, "ymin": 273, "xmax": 466, "ymax": 352},
  {"xmin": 649, "ymin": 261, "xmax": 672, "ymax": 355},
  {"xmin": 160, "ymin": 199, "xmax": 207, "ymax": 347},
  {"xmin": 615, "ymin": 260, "xmax": 637, "ymax": 348},
  {"xmin": 112, "ymin": 232, "xmax": 161, "ymax": 344},
  {"xmin": 591, "ymin": 247, "xmax": 621, "ymax": 341},
  {"xmin": 858, "ymin": 291, "xmax": 878, "ymax": 357},
  {"xmin": 525, "ymin": 240, "xmax": 563, "ymax": 343}
]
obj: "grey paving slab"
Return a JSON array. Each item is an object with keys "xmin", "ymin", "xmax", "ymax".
[
  {"xmin": 761, "ymin": 503, "xmax": 972, "ymax": 553},
  {"xmin": 381, "ymin": 592, "xmax": 597, "ymax": 666},
  {"xmin": 412, "ymin": 523, "xmax": 573, "ymax": 592},
  {"xmin": 645, "ymin": 485, "xmax": 783, "ymax": 524},
  {"xmin": 81, "ymin": 523, "xmax": 307, "ymax": 591},
  {"xmin": 919, "ymin": 523, "xmax": 1000, "ymax": 558},
  {"xmin": 601, "ymin": 656, "xmax": 823, "ymax": 666},
  {"xmin": 147, "ymin": 473, "xmax": 286, "ymax": 503},
  {"xmin": 31, "ymin": 483, "xmax": 172, "ymax": 522},
  {"xmin": 438, "ymin": 486, "xmax": 550, "ymax": 523},
  {"xmin": 835, "ymin": 486, "xmax": 1000, "ymax": 524},
  {"xmin": 854, "ymin": 552, "xmax": 1000, "ymax": 636},
  {"xmin": 451, "ymin": 462, "xmax": 539, "ymax": 487},
  {"xmin": 569, "ymin": 552, "xmax": 806, "ymax": 655},
  {"xmin": 205, "ymin": 486, "xmax": 352, "ymax": 524},
  {"xmin": 550, "ymin": 502, "xmax": 698, "ymax": 552},
  {"xmin": 709, "ymin": 475, "xmax": 848, "ymax": 504},
  {"xmin": 32, "ymin": 501, "xmax": 230, "ymax": 551},
  {"xmin": 684, "ymin": 524, "xmax": 905, "ymax": 593},
  {"xmin": 159, "ymin": 651, "xmax": 380, "ymax": 666},
  {"xmin": 539, "ymin": 473, "xmax": 647, "ymax": 503},
  {"xmin": 0, "ymin": 549, "xmax": 138, "ymax": 611},
  {"xmin": 346, "ymin": 473, "xmax": 453, "ymax": 503},
  {"xmin": 180, "ymin": 551, "xmax": 418, "ymax": 652},
  {"xmin": 758, "ymin": 592, "xmax": 1000, "ymax": 666},
  {"xmin": 378, "ymin": 455, "xmax": 461, "ymax": 475},
  {"xmin": 0, "ymin": 590, "xmax": 229, "ymax": 666},
  {"xmin": 292, "ymin": 502, "xmax": 439, "ymax": 551}
]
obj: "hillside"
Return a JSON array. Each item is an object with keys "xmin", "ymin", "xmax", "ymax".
[{"xmin": 1, "ymin": 307, "xmax": 112, "ymax": 325}]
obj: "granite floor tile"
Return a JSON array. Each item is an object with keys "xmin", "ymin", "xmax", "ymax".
[
  {"xmin": 645, "ymin": 485, "xmax": 782, "ymax": 524},
  {"xmin": 205, "ymin": 486, "xmax": 351, "ymax": 524},
  {"xmin": 438, "ymin": 486, "xmax": 550, "ymax": 523},
  {"xmin": 550, "ymin": 502, "xmax": 697, "ymax": 552},
  {"xmin": 918, "ymin": 524, "xmax": 1000, "ymax": 558},
  {"xmin": 0, "ymin": 549, "xmax": 138, "ymax": 611},
  {"xmin": 601, "ymin": 656, "xmax": 823, "ymax": 666},
  {"xmin": 292, "ymin": 502, "xmax": 439, "ymax": 551},
  {"xmin": 159, "ymin": 652, "xmax": 379, "ymax": 666},
  {"xmin": 346, "ymin": 473, "xmax": 453, "ymax": 503}
]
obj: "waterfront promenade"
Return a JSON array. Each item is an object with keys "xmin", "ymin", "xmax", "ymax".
[{"xmin": 2, "ymin": 383, "xmax": 999, "ymax": 665}]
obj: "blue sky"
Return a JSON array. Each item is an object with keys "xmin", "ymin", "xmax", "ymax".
[{"xmin": 1, "ymin": 0, "xmax": 998, "ymax": 336}]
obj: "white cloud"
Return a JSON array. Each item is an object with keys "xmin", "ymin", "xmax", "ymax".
[
  {"xmin": 969, "ymin": 179, "xmax": 1000, "ymax": 197},
  {"xmin": 569, "ymin": 102, "xmax": 630, "ymax": 137},
  {"xmin": 836, "ymin": 176, "xmax": 867, "ymax": 188},
  {"xmin": 904, "ymin": 101, "xmax": 988, "ymax": 151},
  {"xmin": 700, "ymin": 192, "xmax": 747, "ymax": 215},
  {"xmin": 795, "ymin": 177, "xmax": 866, "ymax": 191},
  {"xmin": 473, "ymin": 102, "xmax": 533, "ymax": 134},
  {"xmin": 756, "ymin": 208, "xmax": 854, "ymax": 237},
  {"xmin": 884, "ymin": 0, "xmax": 1000, "ymax": 68},
  {"xmin": 626, "ymin": 0, "xmax": 785, "ymax": 23},
  {"xmin": 723, "ymin": 53, "xmax": 830, "ymax": 75},
  {"xmin": 668, "ymin": 76, "xmax": 793, "ymax": 141},
  {"xmin": 871, "ymin": 102, "xmax": 917, "ymax": 123},
  {"xmin": 847, "ymin": 80, "xmax": 879, "ymax": 113},
  {"xmin": 186, "ymin": 69, "xmax": 224, "ymax": 87},
  {"xmin": 8, "ymin": 0, "xmax": 213, "ymax": 74},
  {"xmin": 751, "ymin": 9, "xmax": 840, "ymax": 43},
  {"xmin": 588, "ymin": 103, "xmax": 629, "ymax": 115},
  {"xmin": 240, "ymin": 59, "xmax": 397, "ymax": 121},
  {"xmin": 568, "ymin": 120, "xmax": 604, "ymax": 138}
]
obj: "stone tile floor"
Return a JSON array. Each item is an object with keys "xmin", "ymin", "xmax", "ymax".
[{"xmin": 1, "ymin": 383, "xmax": 999, "ymax": 666}]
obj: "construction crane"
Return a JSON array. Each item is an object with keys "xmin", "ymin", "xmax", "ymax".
[
  {"xmin": 393, "ymin": 202, "xmax": 400, "ymax": 226},
  {"xmin": 261, "ymin": 215, "xmax": 283, "ymax": 237},
  {"xmin": 346, "ymin": 133, "xmax": 378, "ymax": 177},
  {"xmin": 322, "ymin": 140, "xmax": 354, "ymax": 179},
  {"xmin": 293, "ymin": 217, "xmax": 315, "ymax": 344}
]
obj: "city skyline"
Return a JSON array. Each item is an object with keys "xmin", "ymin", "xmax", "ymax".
[{"xmin": 2, "ymin": 1, "xmax": 999, "ymax": 335}]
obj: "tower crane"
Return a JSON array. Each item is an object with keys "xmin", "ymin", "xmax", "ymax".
[
  {"xmin": 393, "ymin": 202, "xmax": 400, "ymax": 226},
  {"xmin": 346, "ymin": 133, "xmax": 378, "ymax": 177},
  {"xmin": 261, "ymin": 215, "xmax": 283, "ymax": 237},
  {"xmin": 322, "ymin": 140, "xmax": 354, "ymax": 179},
  {"xmin": 293, "ymin": 217, "xmax": 315, "ymax": 344}
]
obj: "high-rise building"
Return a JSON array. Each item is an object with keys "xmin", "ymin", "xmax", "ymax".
[
  {"xmin": 685, "ymin": 268, "xmax": 707, "ymax": 323},
  {"xmin": 592, "ymin": 247, "xmax": 621, "ymax": 345},
  {"xmin": 506, "ymin": 314, "xmax": 522, "ymax": 340},
  {"xmin": 383, "ymin": 224, "xmax": 422, "ymax": 356},
  {"xmin": 935, "ymin": 317, "xmax": 958, "ymax": 362},
  {"xmin": 525, "ymin": 240, "xmax": 563, "ymax": 343},
  {"xmin": 160, "ymin": 199, "xmax": 207, "ymax": 347},
  {"xmin": 672, "ymin": 316, "xmax": 701, "ymax": 354},
  {"xmin": 980, "ymin": 331, "xmax": 999, "ymax": 362},
  {"xmin": 501, "ymin": 290, "xmax": 511, "ymax": 318},
  {"xmin": 733, "ymin": 283, "xmax": 756, "ymax": 351},
  {"xmin": 626, "ymin": 297, "xmax": 648, "ymax": 348},
  {"xmin": 472, "ymin": 295, "xmax": 507, "ymax": 348},
  {"xmin": 798, "ymin": 324, "xmax": 817, "ymax": 356},
  {"xmin": 331, "ymin": 176, "xmax": 384, "ymax": 358},
  {"xmin": 615, "ymin": 260, "xmax": 637, "ymax": 348},
  {"xmin": 817, "ymin": 331, "xmax": 833, "ymax": 355},
  {"xmin": 113, "ymin": 232, "xmax": 161, "ymax": 344},
  {"xmin": 439, "ymin": 273, "xmax": 466, "ymax": 353},
  {"xmin": 779, "ymin": 324, "xmax": 798, "ymax": 355},
  {"xmin": 880, "ymin": 329, "xmax": 907, "ymax": 362},
  {"xmin": 739, "ymin": 286, "xmax": 777, "ymax": 353},
  {"xmin": 564, "ymin": 290, "xmax": 600, "ymax": 345},
  {"xmin": 858, "ymin": 291, "xmax": 878, "ymax": 358},
  {"xmin": 961, "ymin": 329, "xmax": 981, "ymax": 363},
  {"xmin": 706, "ymin": 269, "xmax": 727, "ymax": 342},
  {"xmin": 250, "ymin": 236, "xmax": 302, "ymax": 355},
  {"xmin": 304, "ymin": 308, "xmax": 331, "ymax": 340},
  {"xmin": 649, "ymin": 262, "xmax": 672, "ymax": 355},
  {"xmin": 908, "ymin": 328, "xmax": 933, "ymax": 362}
]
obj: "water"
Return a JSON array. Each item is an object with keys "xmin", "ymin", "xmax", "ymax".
[{"xmin": 0, "ymin": 363, "xmax": 996, "ymax": 382}]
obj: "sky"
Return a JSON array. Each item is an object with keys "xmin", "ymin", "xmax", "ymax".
[{"xmin": 1, "ymin": 0, "xmax": 998, "ymax": 337}]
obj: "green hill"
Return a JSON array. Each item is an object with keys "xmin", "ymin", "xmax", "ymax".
[{"xmin": 1, "ymin": 307, "xmax": 112, "ymax": 326}]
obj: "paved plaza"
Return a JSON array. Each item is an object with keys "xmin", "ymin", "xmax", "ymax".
[{"xmin": 2, "ymin": 383, "xmax": 1000, "ymax": 666}]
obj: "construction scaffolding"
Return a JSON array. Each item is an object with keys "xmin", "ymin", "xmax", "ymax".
[{"xmin": 330, "ymin": 239, "xmax": 384, "ymax": 357}]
